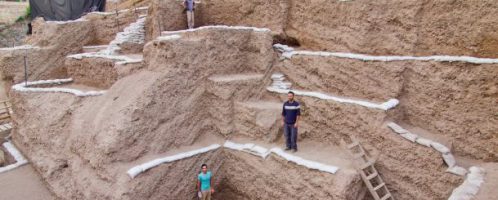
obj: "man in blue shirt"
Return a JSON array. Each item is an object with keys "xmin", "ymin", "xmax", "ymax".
[
  {"xmin": 183, "ymin": 0, "xmax": 195, "ymax": 29},
  {"xmin": 282, "ymin": 91, "xmax": 301, "ymax": 152},
  {"xmin": 197, "ymin": 164, "xmax": 214, "ymax": 200}
]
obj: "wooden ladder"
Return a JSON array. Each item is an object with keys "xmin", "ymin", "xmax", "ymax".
[
  {"xmin": 345, "ymin": 139, "xmax": 394, "ymax": 200},
  {"xmin": 0, "ymin": 100, "xmax": 12, "ymax": 122}
]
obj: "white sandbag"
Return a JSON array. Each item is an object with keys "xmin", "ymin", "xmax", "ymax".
[
  {"xmin": 386, "ymin": 122, "xmax": 409, "ymax": 134},
  {"xmin": 446, "ymin": 166, "xmax": 468, "ymax": 176},
  {"xmin": 431, "ymin": 142, "xmax": 450, "ymax": 154},
  {"xmin": 127, "ymin": 144, "xmax": 221, "ymax": 178},
  {"xmin": 442, "ymin": 153, "xmax": 456, "ymax": 168},
  {"xmin": 127, "ymin": 166, "xmax": 144, "ymax": 178},
  {"xmin": 448, "ymin": 166, "xmax": 485, "ymax": 200},
  {"xmin": 415, "ymin": 137, "xmax": 433, "ymax": 147},
  {"xmin": 224, "ymin": 141, "xmax": 270, "ymax": 158},
  {"xmin": 400, "ymin": 132, "xmax": 418, "ymax": 143},
  {"xmin": 251, "ymin": 145, "xmax": 271, "ymax": 158},
  {"xmin": 271, "ymin": 73, "xmax": 284, "ymax": 79}
]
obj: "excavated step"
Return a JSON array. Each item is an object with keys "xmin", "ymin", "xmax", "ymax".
[
  {"xmin": 208, "ymin": 74, "xmax": 264, "ymax": 83},
  {"xmin": 82, "ymin": 45, "xmax": 108, "ymax": 53}
]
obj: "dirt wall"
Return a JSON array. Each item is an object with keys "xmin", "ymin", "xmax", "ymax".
[
  {"xmin": 399, "ymin": 62, "xmax": 498, "ymax": 162},
  {"xmin": 149, "ymin": 0, "xmax": 498, "ymax": 57},
  {"xmin": 86, "ymin": 11, "xmax": 145, "ymax": 45},
  {"xmin": 275, "ymin": 54, "xmax": 498, "ymax": 162},
  {"xmin": 264, "ymin": 91, "xmax": 462, "ymax": 199},
  {"xmin": 10, "ymin": 28, "xmax": 275, "ymax": 199},
  {"xmin": 216, "ymin": 150, "xmax": 364, "ymax": 200},
  {"xmin": 65, "ymin": 57, "xmax": 119, "ymax": 89}
]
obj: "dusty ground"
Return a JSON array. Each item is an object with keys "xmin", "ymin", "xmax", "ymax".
[
  {"xmin": 474, "ymin": 163, "xmax": 498, "ymax": 200},
  {"xmin": 0, "ymin": 165, "xmax": 54, "ymax": 200}
]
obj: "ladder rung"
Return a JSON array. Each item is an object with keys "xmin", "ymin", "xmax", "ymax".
[
  {"xmin": 359, "ymin": 160, "xmax": 374, "ymax": 170},
  {"xmin": 347, "ymin": 141, "xmax": 359, "ymax": 149},
  {"xmin": 373, "ymin": 182, "xmax": 385, "ymax": 191},
  {"xmin": 366, "ymin": 171, "xmax": 378, "ymax": 180},
  {"xmin": 380, "ymin": 193, "xmax": 392, "ymax": 200}
]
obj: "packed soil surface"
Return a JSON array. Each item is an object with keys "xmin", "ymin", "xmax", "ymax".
[{"xmin": 0, "ymin": 165, "xmax": 55, "ymax": 200}]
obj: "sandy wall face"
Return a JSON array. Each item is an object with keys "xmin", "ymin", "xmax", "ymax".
[
  {"xmin": 1, "ymin": 19, "xmax": 93, "ymax": 83},
  {"xmin": 126, "ymin": 149, "xmax": 225, "ymax": 200},
  {"xmin": 86, "ymin": 11, "xmax": 145, "ymax": 45},
  {"xmin": 216, "ymin": 150, "xmax": 364, "ymax": 200},
  {"xmin": 275, "ymin": 54, "xmax": 498, "ymax": 162},
  {"xmin": 0, "ymin": 9, "xmax": 143, "ymax": 85},
  {"xmin": 149, "ymin": 0, "xmax": 498, "ymax": 57},
  {"xmin": 275, "ymin": 55, "xmax": 404, "ymax": 102},
  {"xmin": 266, "ymin": 93, "xmax": 462, "ymax": 199},
  {"xmin": 63, "ymin": 28, "xmax": 274, "ymax": 171},
  {"xmin": 145, "ymin": 0, "xmax": 186, "ymax": 42},
  {"xmin": 196, "ymin": 0, "xmax": 289, "ymax": 35},
  {"xmin": 399, "ymin": 62, "xmax": 498, "ymax": 162},
  {"xmin": 65, "ymin": 57, "xmax": 119, "ymax": 89},
  {"xmin": 286, "ymin": 0, "xmax": 498, "ymax": 57}
]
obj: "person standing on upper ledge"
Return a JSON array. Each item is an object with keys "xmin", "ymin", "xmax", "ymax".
[
  {"xmin": 183, "ymin": 0, "xmax": 196, "ymax": 29},
  {"xmin": 282, "ymin": 91, "xmax": 301, "ymax": 153}
]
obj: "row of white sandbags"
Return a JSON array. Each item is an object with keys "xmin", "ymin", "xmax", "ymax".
[
  {"xmin": 0, "ymin": 141, "xmax": 28, "ymax": 174},
  {"xmin": 103, "ymin": 16, "xmax": 147, "ymax": 55},
  {"xmin": 223, "ymin": 141, "xmax": 339, "ymax": 174},
  {"xmin": 127, "ymin": 141, "xmax": 340, "ymax": 179},
  {"xmin": 387, "ymin": 122, "xmax": 467, "ymax": 176},
  {"xmin": 270, "ymin": 73, "xmax": 292, "ymax": 90},
  {"xmin": 273, "ymin": 43, "xmax": 498, "ymax": 64},
  {"xmin": 12, "ymin": 78, "xmax": 106, "ymax": 97},
  {"xmin": 448, "ymin": 166, "xmax": 486, "ymax": 200},
  {"xmin": 127, "ymin": 144, "xmax": 221, "ymax": 178},
  {"xmin": 267, "ymin": 84, "xmax": 399, "ymax": 111}
]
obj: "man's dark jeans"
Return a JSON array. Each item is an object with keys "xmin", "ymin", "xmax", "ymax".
[{"xmin": 284, "ymin": 123, "xmax": 298, "ymax": 150}]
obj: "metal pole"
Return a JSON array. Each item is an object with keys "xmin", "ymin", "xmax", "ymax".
[
  {"xmin": 24, "ymin": 49, "xmax": 28, "ymax": 86},
  {"xmin": 115, "ymin": 5, "xmax": 120, "ymax": 32},
  {"xmin": 157, "ymin": 17, "xmax": 163, "ymax": 35}
]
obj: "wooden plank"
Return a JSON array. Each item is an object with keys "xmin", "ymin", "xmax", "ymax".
[{"xmin": 380, "ymin": 193, "xmax": 392, "ymax": 200}]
